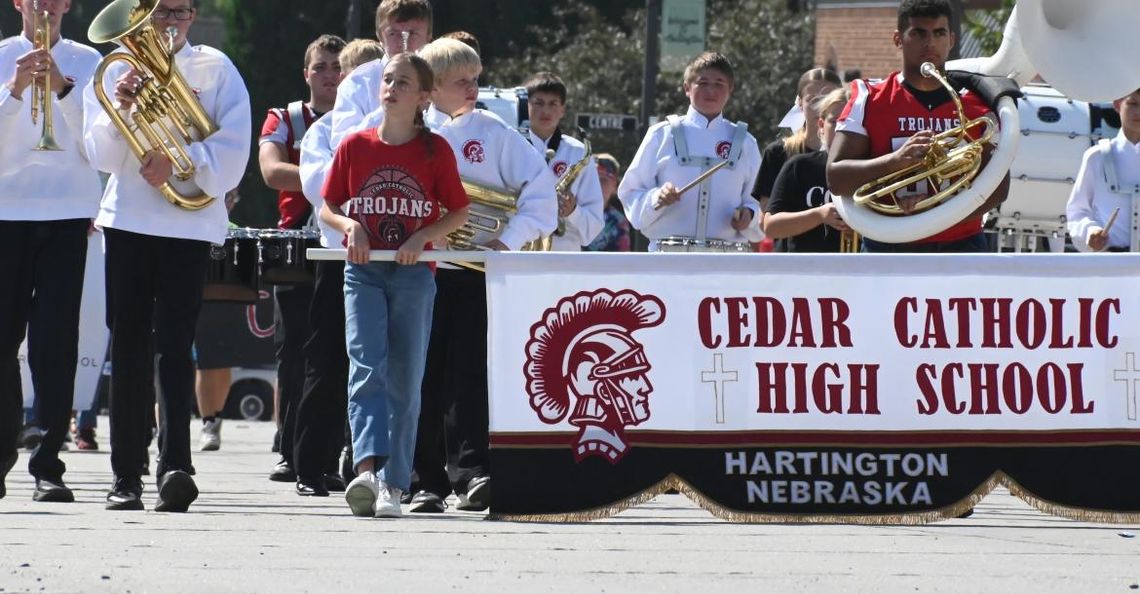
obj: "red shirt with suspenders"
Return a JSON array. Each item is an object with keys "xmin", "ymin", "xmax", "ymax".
[
  {"xmin": 837, "ymin": 72, "xmax": 992, "ymax": 244},
  {"xmin": 260, "ymin": 101, "xmax": 321, "ymax": 229}
]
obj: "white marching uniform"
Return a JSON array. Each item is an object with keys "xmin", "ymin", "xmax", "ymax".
[
  {"xmin": 328, "ymin": 57, "xmax": 387, "ymax": 150},
  {"xmin": 425, "ymin": 105, "xmax": 557, "ymax": 253},
  {"xmin": 618, "ymin": 106, "xmax": 763, "ymax": 250},
  {"xmin": 83, "ymin": 42, "xmax": 251, "ymax": 244},
  {"xmin": 525, "ymin": 130, "xmax": 605, "ymax": 251},
  {"xmin": 1066, "ymin": 131, "xmax": 1140, "ymax": 252},
  {"xmin": 0, "ymin": 35, "xmax": 102, "ymax": 219},
  {"xmin": 298, "ymin": 114, "xmax": 344, "ymax": 248}
]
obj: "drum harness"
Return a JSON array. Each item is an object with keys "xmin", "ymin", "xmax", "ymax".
[
  {"xmin": 666, "ymin": 116, "xmax": 749, "ymax": 243},
  {"xmin": 1097, "ymin": 139, "xmax": 1140, "ymax": 251}
]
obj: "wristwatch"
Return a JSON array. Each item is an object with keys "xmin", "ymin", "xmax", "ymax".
[{"xmin": 57, "ymin": 76, "xmax": 76, "ymax": 100}]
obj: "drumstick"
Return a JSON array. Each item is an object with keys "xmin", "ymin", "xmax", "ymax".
[
  {"xmin": 655, "ymin": 159, "xmax": 731, "ymax": 211},
  {"xmin": 1104, "ymin": 207, "xmax": 1120, "ymax": 233},
  {"xmin": 307, "ymin": 248, "xmax": 489, "ymax": 263}
]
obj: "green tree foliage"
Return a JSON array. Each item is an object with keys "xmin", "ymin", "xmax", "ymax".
[
  {"xmin": 490, "ymin": 0, "xmax": 815, "ymax": 168},
  {"xmin": 214, "ymin": 0, "xmax": 347, "ymax": 226},
  {"xmin": 964, "ymin": 0, "xmax": 1014, "ymax": 56}
]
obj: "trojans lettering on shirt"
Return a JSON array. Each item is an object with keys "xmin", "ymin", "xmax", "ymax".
[
  {"xmin": 347, "ymin": 194, "xmax": 435, "ymax": 218},
  {"xmin": 345, "ymin": 167, "xmax": 435, "ymax": 247},
  {"xmin": 895, "ymin": 117, "xmax": 960, "ymax": 133}
]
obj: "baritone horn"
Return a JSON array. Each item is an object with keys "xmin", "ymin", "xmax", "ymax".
[
  {"xmin": 31, "ymin": 0, "xmax": 62, "ymax": 152},
  {"xmin": 444, "ymin": 182, "xmax": 552, "ymax": 272},
  {"xmin": 88, "ymin": 0, "xmax": 219, "ymax": 210},
  {"xmin": 852, "ymin": 63, "xmax": 998, "ymax": 216}
]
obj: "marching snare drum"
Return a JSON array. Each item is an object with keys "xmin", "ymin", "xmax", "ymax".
[
  {"xmin": 204, "ymin": 227, "xmax": 260, "ymax": 303},
  {"xmin": 257, "ymin": 228, "xmax": 321, "ymax": 286},
  {"xmin": 992, "ymin": 85, "xmax": 1120, "ymax": 238},
  {"xmin": 655, "ymin": 236, "xmax": 753, "ymax": 253}
]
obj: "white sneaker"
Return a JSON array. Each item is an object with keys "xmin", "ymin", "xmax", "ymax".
[
  {"xmin": 199, "ymin": 418, "xmax": 222, "ymax": 452},
  {"xmin": 374, "ymin": 481, "xmax": 403, "ymax": 518},
  {"xmin": 345, "ymin": 471, "xmax": 378, "ymax": 517}
]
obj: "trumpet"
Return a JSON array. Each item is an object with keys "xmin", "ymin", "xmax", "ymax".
[
  {"xmin": 30, "ymin": 0, "xmax": 62, "ymax": 152},
  {"xmin": 88, "ymin": 0, "xmax": 219, "ymax": 210}
]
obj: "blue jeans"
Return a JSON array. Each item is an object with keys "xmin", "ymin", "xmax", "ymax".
[{"xmin": 344, "ymin": 261, "xmax": 435, "ymax": 492}]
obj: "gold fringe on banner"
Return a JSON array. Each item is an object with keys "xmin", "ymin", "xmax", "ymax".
[
  {"xmin": 487, "ymin": 473, "xmax": 1140, "ymax": 525},
  {"xmin": 1000, "ymin": 473, "xmax": 1140, "ymax": 524}
]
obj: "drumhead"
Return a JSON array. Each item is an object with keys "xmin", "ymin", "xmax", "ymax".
[{"xmin": 994, "ymin": 85, "xmax": 1121, "ymax": 235}]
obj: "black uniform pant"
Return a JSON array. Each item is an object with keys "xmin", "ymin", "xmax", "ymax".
[
  {"xmin": 293, "ymin": 260, "xmax": 347, "ymax": 482},
  {"xmin": 105, "ymin": 228, "xmax": 208, "ymax": 482},
  {"xmin": 0, "ymin": 219, "xmax": 88, "ymax": 481},
  {"xmin": 273, "ymin": 283, "xmax": 312, "ymax": 464},
  {"xmin": 414, "ymin": 268, "xmax": 489, "ymax": 497}
]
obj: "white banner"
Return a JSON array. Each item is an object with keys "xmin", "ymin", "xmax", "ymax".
[
  {"xmin": 488, "ymin": 253, "xmax": 1140, "ymax": 441},
  {"xmin": 19, "ymin": 232, "xmax": 108, "ymax": 413}
]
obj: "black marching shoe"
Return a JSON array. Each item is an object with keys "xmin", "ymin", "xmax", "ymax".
[
  {"xmin": 33, "ymin": 478, "xmax": 75, "ymax": 503},
  {"xmin": 409, "ymin": 490, "xmax": 446, "ymax": 513},
  {"xmin": 154, "ymin": 470, "xmax": 198, "ymax": 513},
  {"xmin": 295, "ymin": 478, "xmax": 329, "ymax": 497},
  {"xmin": 269, "ymin": 458, "xmax": 296, "ymax": 482},
  {"xmin": 456, "ymin": 475, "xmax": 491, "ymax": 512},
  {"xmin": 106, "ymin": 477, "xmax": 145, "ymax": 511},
  {"xmin": 0, "ymin": 452, "xmax": 17, "ymax": 500},
  {"xmin": 323, "ymin": 474, "xmax": 346, "ymax": 493}
]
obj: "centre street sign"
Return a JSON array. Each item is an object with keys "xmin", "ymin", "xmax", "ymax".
[{"xmin": 577, "ymin": 113, "xmax": 640, "ymax": 132}]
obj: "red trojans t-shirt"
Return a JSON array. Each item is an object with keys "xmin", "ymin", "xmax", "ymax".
[
  {"xmin": 322, "ymin": 129, "xmax": 469, "ymax": 251},
  {"xmin": 838, "ymin": 72, "xmax": 993, "ymax": 244},
  {"xmin": 260, "ymin": 105, "xmax": 320, "ymax": 229}
]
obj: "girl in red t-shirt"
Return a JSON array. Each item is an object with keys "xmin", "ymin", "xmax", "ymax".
[{"xmin": 320, "ymin": 53, "xmax": 470, "ymax": 518}]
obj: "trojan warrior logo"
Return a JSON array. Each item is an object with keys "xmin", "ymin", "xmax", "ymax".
[
  {"xmin": 524, "ymin": 289, "xmax": 666, "ymax": 464},
  {"xmin": 462, "ymin": 139, "xmax": 485, "ymax": 164},
  {"xmin": 715, "ymin": 141, "xmax": 732, "ymax": 159},
  {"xmin": 552, "ymin": 161, "xmax": 569, "ymax": 177}
]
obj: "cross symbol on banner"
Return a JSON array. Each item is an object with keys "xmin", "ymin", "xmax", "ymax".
[
  {"xmin": 1113, "ymin": 352, "xmax": 1140, "ymax": 421},
  {"xmin": 701, "ymin": 353, "xmax": 738, "ymax": 424}
]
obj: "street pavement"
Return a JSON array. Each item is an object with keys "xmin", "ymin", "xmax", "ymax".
[{"xmin": 1, "ymin": 418, "xmax": 1137, "ymax": 593}]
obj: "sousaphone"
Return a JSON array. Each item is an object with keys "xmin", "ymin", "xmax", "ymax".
[{"xmin": 833, "ymin": 0, "xmax": 1140, "ymax": 244}]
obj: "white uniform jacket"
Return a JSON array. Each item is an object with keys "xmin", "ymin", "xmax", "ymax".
[
  {"xmin": 83, "ymin": 42, "xmax": 251, "ymax": 244},
  {"xmin": 618, "ymin": 106, "xmax": 763, "ymax": 247},
  {"xmin": 525, "ymin": 130, "xmax": 604, "ymax": 251},
  {"xmin": 328, "ymin": 57, "xmax": 387, "ymax": 150},
  {"xmin": 425, "ymin": 105, "xmax": 557, "ymax": 251},
  {"xmin": 298, "ymin": 113, "xmax": 343, "ymax": 248},
  {"xmin": 0, "ymin": 35, "xmax": 102, "ymax": 220},
  {"xmin": 1066, "ymin": 131, "xmax": 1140, "ymax": 252}
]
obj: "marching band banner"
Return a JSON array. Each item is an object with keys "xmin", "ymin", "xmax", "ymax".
[{"xmin": 486, "ymin": 252, "xmax": 1140, "ymax": 523}]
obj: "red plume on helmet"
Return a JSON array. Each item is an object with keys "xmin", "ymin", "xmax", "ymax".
[{"xmin": 524, "ymin": 290, "xmax": 665, "ymax": 424}]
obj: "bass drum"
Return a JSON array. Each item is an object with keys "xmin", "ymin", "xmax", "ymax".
[
  {"xmin": 991, "ymin": 85, "xmax": 1120, "ymax": 245},
  {"xmin": 477, "ymin": 86, "xmax": 528, "ymax": 129}
]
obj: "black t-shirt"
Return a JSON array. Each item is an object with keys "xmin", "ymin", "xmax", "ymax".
[
  {"xmin": 765, "ymin": 150, "xmax": 840, "ymax": 253},
  {"xmin": 753, "ymin": 140, "xmax": 790, "ymax": 201}
]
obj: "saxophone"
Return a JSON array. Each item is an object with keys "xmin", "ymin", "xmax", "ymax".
[{"xmin": 553, "ymin": 137, "xmax": 592, "ymax": 237}]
